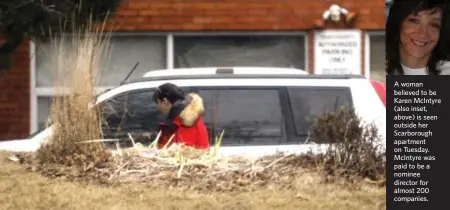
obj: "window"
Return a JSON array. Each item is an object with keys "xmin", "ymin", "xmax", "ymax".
[
  {"xmin": 37, "ymin": 96, "xmax": 69, "ymax": 129},
  {"xmin": 368, "ymin": 34, "xmax": 385, "ymax": 84},
  {"xmin": 33, "ymin": 35, "xmax": 167, "ymax": 132},
  {"xmin": 35, "ymin": 38, "xmax": 71, "ymax": 88},
  {"xmin": 37, "ymin": 97, "xmax": 53, "ymax": 129},
  {"xmin": 287, "ymin": 87, "xmax": 353, "ymax": 139},
  {"xmin": 31, "ymin": 33, "xmax": 308, "ymax": 134},
  {"xmin": 35, "ymin": 35, "xmax": 167, "ymax": 87},
  {"xmin": 199, "ymin": 88, "xmax": 284, "ymax": 146},
  {"xmin": 97, "ymin": 36, "xmax": 167, "ymax": 86},
  {"xmin": 174, "ymin": 36, "xmax": 306, "ymax": 70},
  {"xmin": 101, "ymin": 89, "xmax": 163, "ymax": 146}
]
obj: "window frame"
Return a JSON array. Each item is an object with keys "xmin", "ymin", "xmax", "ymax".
[
  {"xmin": 192, "ymin": 86, "xmax": 290, "ymax": 146},
  {"xmin": 364, "ymin": 31, "xmax": 386, "ymax": 80},
  {"xmin": 29, "ymin": 32, "xmax": 309, "ymax": 134}
]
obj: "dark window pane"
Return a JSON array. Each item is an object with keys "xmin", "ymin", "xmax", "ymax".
[
  {"xmin": 35, "ymin": 36, "xmax": 167, "ymax": 87},
  {"xmin": 199, "ymin": 88, "xmax": 283, "ymax": 146},
  {"xmin": 369, "ymin": 35, "xmax": 385, "ymax": 84},
  {"xmin": 38, "ymin": 96, "xmax": 61, "ymax": 129},
  {"xmin": 101, "ymin": 89, "xmax": 162, "ymax": 146},
  {"xmin": 174, "ymin": 36, "xmax": 305, "ymax": 69},
  {"xmin": 99, "ymin": 36, "xmax": 167, "ymax": 86},
  {"xmin": 288, "ymin": 87, "xmax": 353, "ymax": 137},
  {"xmin": 37, "ymin": 95, "xmax": 70, "ymax": 130}
]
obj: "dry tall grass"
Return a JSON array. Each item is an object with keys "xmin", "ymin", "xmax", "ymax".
[{"xmin": 36, "ymin": 21, "xmax": 112, "ymax": 167}]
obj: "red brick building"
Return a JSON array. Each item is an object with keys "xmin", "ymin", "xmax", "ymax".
[{"xmin": 0, "ymin": 0, "xmax": 385, "ymax": 140}]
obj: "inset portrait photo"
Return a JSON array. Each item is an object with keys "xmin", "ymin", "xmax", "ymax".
[{"xmin": 386, "ymin": 0, "xmax": 450, "ymax": 75}]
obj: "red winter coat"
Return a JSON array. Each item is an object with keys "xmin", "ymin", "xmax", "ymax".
[{"xmin": 157, "ymin": 93, "xmax": 210, "ymax": 149}]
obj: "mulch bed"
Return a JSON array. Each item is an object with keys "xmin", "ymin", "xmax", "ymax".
[{"xmin": 9, "ymin": 145, "xmax": 385, "ymax": 192}]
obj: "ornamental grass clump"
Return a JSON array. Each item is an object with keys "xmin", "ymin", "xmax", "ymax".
[{"xmin": 36, "ymin": 19, "xmax": 112, "ymax": 168}]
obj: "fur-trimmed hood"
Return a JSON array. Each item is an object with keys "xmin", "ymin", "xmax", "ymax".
[
  {"xmin": 179, "ymin": 93, "xmax": 205, "ymax": 127},
  {"xmin": 164, "ymin": 93, "xmax": 205, "ymax": 128}
]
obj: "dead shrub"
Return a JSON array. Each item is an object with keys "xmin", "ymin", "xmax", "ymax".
[
  {"xmin": 36, "ymin": 20, "xmax": 112, "ymax": 168},
  {"xmin": 311, "ymin": 106, "xmax": 385, "ymax": 181}
]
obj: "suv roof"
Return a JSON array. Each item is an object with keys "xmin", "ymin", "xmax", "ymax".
[
  {"xmin": 141, "ymin": 67, "xmax": 308, "ymax": 78},
  {"xmin": 128, "ymin": 74, "xmax": 366, "ymax": 84},
  {"xmin": 129, "ymin": 67, "xmax": 365, "ymax": 84}
]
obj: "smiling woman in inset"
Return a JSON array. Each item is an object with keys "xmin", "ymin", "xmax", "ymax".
[{"xmin": 386, "ymin": 0, "xmax": 450, "ymax": 75}]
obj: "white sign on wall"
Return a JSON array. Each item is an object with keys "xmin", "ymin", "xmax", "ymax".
[{"xmin": 314, "ymin": 30, "xmax": 362, "ymax": 75}]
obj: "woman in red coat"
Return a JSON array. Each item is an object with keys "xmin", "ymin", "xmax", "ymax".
[{"xmin": 152, "ymin": 83, "xmax": 209, "ymax": 149}]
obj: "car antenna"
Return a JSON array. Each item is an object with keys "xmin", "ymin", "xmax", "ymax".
[
  {"xmin": 94, "ymin": 62, "xmax": 140, "ymax": 101},
  {"xmin": 120, "ymin": 62, "xmax": 140, "ymax": 85}
]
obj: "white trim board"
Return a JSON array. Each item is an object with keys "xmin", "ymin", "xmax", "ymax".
[
  {"xmin": 48, "ymin": 31, "xmax": 310, "ymax": 37},
  {"xmin": 304, "ymin": 33, "xmax": 309, "ymax": 73},
  {"xmin": 30, "ymin": 41, "xmax": 37, "ymax": 134},
  {"xmin": 35, "ymin": 87, "xmax": 115, "ymax": 96},
  {"xmin": 170, "ymin": 31, "xmax": 309, "ymax": 36},
  {"xmin": 166, "ymin": 34, "xmax": 174, "ymax": 69}
]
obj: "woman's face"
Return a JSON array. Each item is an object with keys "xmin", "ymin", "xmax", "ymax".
[
  {"xmin": 400, "ymin": 9, "xmax": 442, "ymax": 60},
  {"xmin": 157, "ymin": 98, "xmax": 171, "ymax": 114}
]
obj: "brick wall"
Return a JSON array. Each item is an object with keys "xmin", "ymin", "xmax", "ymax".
[
  {"xmin": 0, "ymin": 0, "xmax": 384, "ymax": 140},
  {"xmin": 107, "ymin": 0, "xmax": 385, "ymax": 31},
  {"xmin": 0, "ymin": 40, "xmax": 30, "ymax": 140}
]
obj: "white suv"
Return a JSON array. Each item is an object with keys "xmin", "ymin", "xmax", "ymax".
[{"xmin": 0, "ymin": 67, "xmax": 386, "ymax": 157}]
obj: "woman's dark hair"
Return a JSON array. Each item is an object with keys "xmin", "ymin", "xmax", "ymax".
[
  {"xmin": 386, "ymin": 0, "xmax": 450, "ymax": 75},
  {"xmin": 152, "ymin": 83, "xmax": 185, "ymax": 104}
]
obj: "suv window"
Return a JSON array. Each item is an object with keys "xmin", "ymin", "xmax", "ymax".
[
  {"xmin": 97, "ymin": 85, "xmax": 353, "ymax": 147},
  {"xmin": 198, "ymin": 88, "xmax": 284, "ymax": 146},
  {"xmin": 101, "ymin": 89, "xmax": 162, "ymax": 145},
  {"xmin": 287, "ymin": 87, "xmax": 353, "ymax": 137}
]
